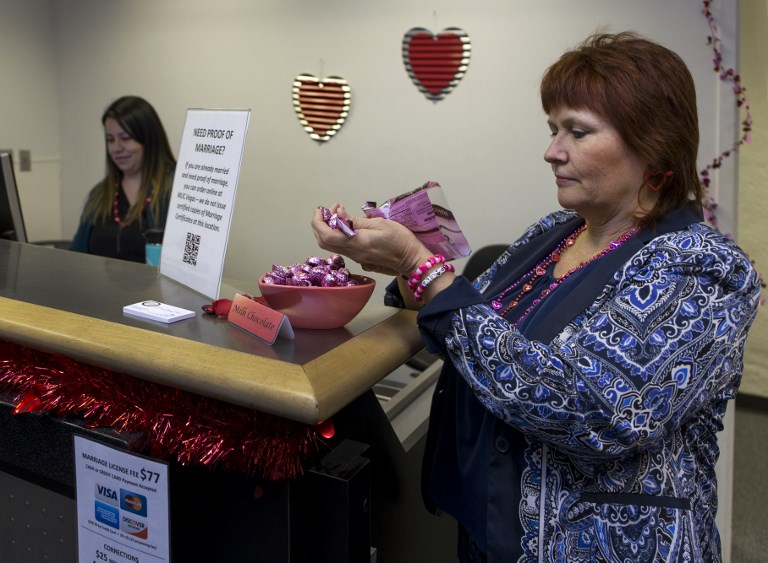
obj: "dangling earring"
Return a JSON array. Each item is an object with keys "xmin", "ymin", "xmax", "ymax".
[{"xmin": 643, "ymin": 169, "xmax": 673, "ymax": 192}]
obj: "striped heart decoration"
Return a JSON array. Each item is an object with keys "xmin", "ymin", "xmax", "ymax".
[
  {"xmin": 402, "ymin": 27, "xmax": 471, "ymax": 102},
  {"xmin": 292, "ymin": 74, "xmax": 351, "ymax": 142}
]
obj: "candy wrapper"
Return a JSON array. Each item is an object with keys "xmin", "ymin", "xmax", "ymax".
[
  {"xmin": 320, "ymin": 206, "xmax": 356, "ymax": 236},
  {"xmin": 362, "ymin": 180, "xmax": 471, "ymax": 260}
]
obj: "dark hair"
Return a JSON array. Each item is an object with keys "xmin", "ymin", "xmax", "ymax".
[
  {"xmin": 540, "ymin": 32, "xmax": 702, "ymax": 227},
  {"xmin": 84, "ymin": 95, "xmax": 176, "ymax": 225}
]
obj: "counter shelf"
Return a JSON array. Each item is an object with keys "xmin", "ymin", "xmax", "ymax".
[
  {"xmin": 0, "ymin": 239, "xmax": 424, "ymax": 424},
  {"xmin": 0, "ymin": 239, "xmax": 456, "ymax": 562}
]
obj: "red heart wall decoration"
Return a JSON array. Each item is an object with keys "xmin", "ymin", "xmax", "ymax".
[
  {"xmin": 292, "ymin": 74, "xmax": 351, "ymax": 143},
  {"xmin": 402, "ymin": 27, "xmax": 471, "ymax": 102}
]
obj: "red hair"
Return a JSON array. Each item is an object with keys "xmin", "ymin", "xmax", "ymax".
[{"xmin": 541, "ymin": 32, "xmax": 702, "ymax": 227}]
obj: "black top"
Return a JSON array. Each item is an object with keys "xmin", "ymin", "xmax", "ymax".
[{"xmin": 88, "ymin": 188, "xmax": 147, "ymax": 263}]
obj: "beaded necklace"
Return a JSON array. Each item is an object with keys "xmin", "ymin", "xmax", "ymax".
[
  {"xmin": 113, "ymin": 186, "xmax": 151, "ymax": 227},
  {"xmin": 491, "ymin": 224, "xmax": 640, "ymax": 326}
]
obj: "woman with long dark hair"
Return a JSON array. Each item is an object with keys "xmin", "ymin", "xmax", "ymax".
[{"xmin": 71, "ymin": 95, "xmax": 176, "ymax": 262}]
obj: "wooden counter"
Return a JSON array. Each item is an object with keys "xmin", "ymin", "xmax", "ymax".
[{"xmin": 0, "ymin": 240, "xmax": 424, "ymax": 424}]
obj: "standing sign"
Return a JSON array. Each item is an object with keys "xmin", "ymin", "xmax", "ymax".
[
  {"xmin": 160, "ymin": 109, "xmax": 250, "ymax": 299},
  {"xmin": 74, "ymin": 436, "xmax": 170, "ymax": 562}
]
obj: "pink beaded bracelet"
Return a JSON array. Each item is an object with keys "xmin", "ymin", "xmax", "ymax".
[
  {"xmin": 407, "ymin": 254, "xmax": 447, "ymax": 292},
  {"xmin": 413, "ymin": 263, "xmax": 455, "ymax": 302}
]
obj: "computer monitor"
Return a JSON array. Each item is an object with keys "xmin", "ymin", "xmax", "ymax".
[{"xmin": 0, "ymin": 152, "xmax": 27, "ymax": 243}]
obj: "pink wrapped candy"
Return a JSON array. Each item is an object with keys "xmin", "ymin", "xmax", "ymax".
[
  {"xmin": 309, "ymin": 266, "xmax": 328, "ymax": 285},
  {"xmin": 332, "ymin": 268, "xmax": 350, "ymax": 284},
  {"xmin": 327, "ymin": 254, "xmax": 346, "ymax": 270},
  {"xmin": 262, "ymin": 255, "xmax": 358, "ymax": 288},
  {"xmin": 319, "ymin": 206, "xmax": 356, "ymax": 237},
  {"xmin": 271, "ymin": 264, "xmax": 291, "ymax": 279},
  {"xmin": 291, "ymin": 271, "xmax": 313, "ymax": 286},
  {"xmin": 321, "ymin": 273, "xmax": 338, "ymax": 287}
]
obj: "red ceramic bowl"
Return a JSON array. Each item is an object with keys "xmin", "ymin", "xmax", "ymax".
[{"xmin": 257, "ymin": 274, "xmax": 376, "ymax": 329}]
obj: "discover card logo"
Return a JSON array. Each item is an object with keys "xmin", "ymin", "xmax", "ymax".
[{"xmin": 122, "ymin": 514, "xmax": 149, "ymax": 539}]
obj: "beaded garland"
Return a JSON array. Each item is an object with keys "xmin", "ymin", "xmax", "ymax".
[{"xmin": 492, "ymin": 225, "xmax": 640, "ymax": 326}]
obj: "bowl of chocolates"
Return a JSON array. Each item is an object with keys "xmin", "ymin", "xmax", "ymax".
[{"xmin": 257, "ymin": 254, "xmax": 376, "ymax": 329}]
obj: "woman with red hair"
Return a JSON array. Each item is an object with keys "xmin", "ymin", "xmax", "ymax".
[{"xmin": 312, "ymin": 32, "xmax": 760, "ymax": 562}]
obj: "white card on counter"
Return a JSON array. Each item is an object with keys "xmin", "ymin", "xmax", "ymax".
[{"xmin": 123, "ymin": 300, "xmax": 196, "ymax": 323}]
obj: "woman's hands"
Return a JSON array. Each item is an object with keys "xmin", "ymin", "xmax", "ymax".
[{"xmin": 311, "ymin": 203, "xmax": 431, "ymax": 277}]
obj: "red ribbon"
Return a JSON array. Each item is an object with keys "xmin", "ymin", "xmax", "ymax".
[
  {"xmin": 201, "ymin": 298, "xmax": 234, "ymax": 317},
  {"xmin": 201, "ymin": 295, "xmax": 270, "ymax": 317}
]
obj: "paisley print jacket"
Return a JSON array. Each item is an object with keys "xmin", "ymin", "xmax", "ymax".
[{"xmin": 421, "ymin": 210, "xmax": 761, "ymax": 562}]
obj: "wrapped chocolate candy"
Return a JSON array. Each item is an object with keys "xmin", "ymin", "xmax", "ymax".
[
  {"xmin": 319, "ymin": 206, "xmax": 356, "ymax": 237},
  {"xmin": 327, "ymin": 254, "xmax": 346, "ymax": 270},
  {"xmin": 262, "ymin": 255, "xmax": 359, "ymax": 288},
  {"xmin": 308, "ymin": 266, "xmax": 328, "ymax": 285},
  {"xmin": 321, "ymin": 272, "xmax": 338, "ymax": 287}
]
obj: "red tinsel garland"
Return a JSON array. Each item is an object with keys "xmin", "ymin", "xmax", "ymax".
[{"xmin": 0, "ymin": 339, "xmax": 325, "ymax": 481}]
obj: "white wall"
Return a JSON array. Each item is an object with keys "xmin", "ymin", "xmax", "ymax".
[
  {"xmin": 0, "ymin": 0, "xmax": 742, "ymax": 558},
  {"xmin": 47, "ymin": 0, "xmax": 732, "ymax": 284},
  {"xmin": 0, "ymin": 0, "xmax": 62, "ymax": 240}
]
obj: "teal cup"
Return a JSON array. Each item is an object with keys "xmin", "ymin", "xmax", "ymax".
[
  {"xmin": 145, "ymin": 243, "xmax": 162, "ymax": 266},
  {"xmin": 144, "ymin": 229, "xmax": 164, "ymax": 266}
]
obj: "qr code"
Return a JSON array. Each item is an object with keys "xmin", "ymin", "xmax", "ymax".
[{"xmin": 184, "ymin": 232, "xmax": 201, "ymax": 266}]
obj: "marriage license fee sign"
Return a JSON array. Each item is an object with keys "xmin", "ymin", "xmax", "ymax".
[
  {"xmin": 74, "ymin": 436, "xmax": 170, "ymax": 563},
  {"xmin": 160, "ymin": 109, "xmax": 250, "ymax": 299}
]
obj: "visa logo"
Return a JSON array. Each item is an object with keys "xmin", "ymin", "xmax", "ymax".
[{"xmin": 95, "ymin": 484, "xmax": 118, "ymax": 506}]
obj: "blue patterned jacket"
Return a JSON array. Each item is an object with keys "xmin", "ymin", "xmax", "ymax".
[{"xmin": 417, "ymin": 208, "xmax": 761, "ymax": 562}]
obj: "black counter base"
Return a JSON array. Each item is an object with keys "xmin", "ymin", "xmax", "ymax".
[{"xmin": 0, "ymin": 390, "xmax": 456, "ymax": 562}]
